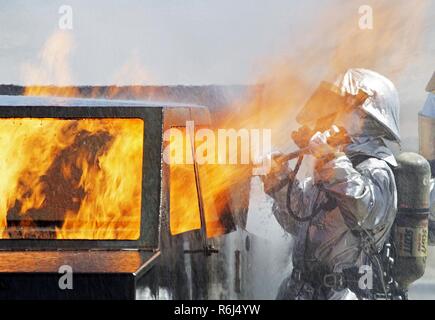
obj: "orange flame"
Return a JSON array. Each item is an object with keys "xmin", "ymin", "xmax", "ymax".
[
  {"xmin": 168, "ymin": 127, "xmax": 249, "ymax": 238},
  {"xmin": 0, "ymin": 118, "xmax": 144, "ymax": 240},
  {"xmin": 16, "ymin": 1, "xmax": 430, "ymax": 239},
  {"xmin": 169, "ymin": 0, "xmax": 430, "ymax": 237},
  {"xmin": 169, "ymin": 128, "xmax": 201, "ymax": 235},
  {"xmin": 21, "ymin": 31, "xmax": 79, "ymax": 97}
]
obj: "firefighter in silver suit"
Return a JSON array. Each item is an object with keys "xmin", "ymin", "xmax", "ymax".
[{"xmin": 263, "ymin": 68, "xmax": 400, "ymax": 299}]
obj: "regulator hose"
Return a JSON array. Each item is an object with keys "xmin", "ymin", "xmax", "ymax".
[{"xmin": 286, "ymin": 155, "xmax": 322, "ymax": 222}]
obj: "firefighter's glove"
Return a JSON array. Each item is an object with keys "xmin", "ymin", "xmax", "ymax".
[
  {"xmin": 309, "ymin": 126, "xmax": 347, "ymax": 174},
  {"xmin": 308, "ymin": 126, "xmax": 341, "ymax": 160},
  {"xmin": 291, "ymin": 125, "xmax": 315, "ymax": 149}
]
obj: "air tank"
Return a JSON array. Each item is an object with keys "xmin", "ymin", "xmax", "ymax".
[{"xmin": 392, "ymin": 152, "xmax": 431, "ymax": 289}]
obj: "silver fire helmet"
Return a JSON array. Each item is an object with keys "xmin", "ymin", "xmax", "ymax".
[{"xmin": 297, "ymin": 68, "xmax": 401, "ymax": 142}]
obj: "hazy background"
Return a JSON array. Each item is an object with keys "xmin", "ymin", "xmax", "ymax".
[
  {"xmin": 0, "ymin": 0, "xmax": 434, "ymax": 299},
  {"xmin": 0, "ymin": 0, "xmax": 434, "ymax": 147},
  {"xmin": 0, "ymin": 0, "xmax": 326, "ymax": 85}
]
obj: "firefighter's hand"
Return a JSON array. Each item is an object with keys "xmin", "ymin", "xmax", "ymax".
[
  {"xmin": 261, "ymin": 152, "xmax": 293, "ymax": 195},
  {"xmin": 308, "ymin": 126, "xmax": 341, "ymax": 159},
  {"xmin": 291, "ymin": 125, "xmax": 315, "ymax": 149}
]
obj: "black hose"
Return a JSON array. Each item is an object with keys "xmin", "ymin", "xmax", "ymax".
[{"xmin": 286, "ymin": 155, "xmax": 322, "ymax": 222}]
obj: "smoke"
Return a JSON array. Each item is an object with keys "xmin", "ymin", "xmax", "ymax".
[
  {"xmin": 221, "ymin": 0, "xmax": 432, "ymax": 298},
  {"xmin": 21, "ymin": 30, "xmax": 75, "ymax": 87},
  {"xmin": 11, "ymin": 0, "xmax": 434, "ymax": 298},
  {"xmin": 328, "ymin": 0, "xmax": 429, "ymax": 78},
  {"xmin": 217, "ymin": 0, "xmax": 430, "ymax": 153},
  {"xmin": 19, "ymin": 31, "xmax": 152, "ymax": 97}
]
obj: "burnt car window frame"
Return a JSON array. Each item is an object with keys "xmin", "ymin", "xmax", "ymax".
[{"xmin": 0, "ymin": 105, "xmax": 162, "ymax": 251}]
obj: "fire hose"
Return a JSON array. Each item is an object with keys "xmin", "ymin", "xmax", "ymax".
[{"xmin": 275, "ymin": 125, "xmax": 351, "ymax": 164}]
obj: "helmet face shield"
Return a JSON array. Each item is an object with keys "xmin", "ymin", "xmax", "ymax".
[
  {"xmin": 297, "ymin": 69, "xmax": 401, "ymax": 142},
  {"xmin": 297, "ymin": 81, "xmax": 368, "ymax": 132},
  {"xmin": 296, "ymin": 81, "xmax": 347, "ymax": 130}
]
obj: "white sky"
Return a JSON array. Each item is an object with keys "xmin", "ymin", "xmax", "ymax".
[
  {"xmin": 0, "ymin": 0, "xmax": 321, "ymax": 85},
  {"xmin": 0, "ymin": 0, "xmax": 433, "ymax": 102}
]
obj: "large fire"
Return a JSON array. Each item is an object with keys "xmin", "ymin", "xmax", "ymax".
[
  {"xmin": 168, "ymin": 128, "xmax": 202, "ymax": 235},
  {"xmin": 0, "ymin": 118, "xmax": 144, "ymax": 240},
  {"xmin": 167, "ymin": 0, "xmax": 430, "ymax": 238},
  {"xmin": 167, "ymin": 126, "xmax": 250, "ymax": 238},
  {"xmin": 16, "ymin": 0, "xmax": 430, "ymax": 239}
]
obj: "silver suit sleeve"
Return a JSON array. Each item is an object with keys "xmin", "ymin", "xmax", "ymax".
[{"xmin": 315, "ymin": 154, "xmax": 397, "ymax": 232}]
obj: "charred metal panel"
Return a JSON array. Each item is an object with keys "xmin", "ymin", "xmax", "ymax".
[
  {"xmin": 0, "ymin": 251, "xmax": 159, "ymax": 299},
  {"xmin": 0, "ymin": 273, "xmax": 136, "ymax": 300}
]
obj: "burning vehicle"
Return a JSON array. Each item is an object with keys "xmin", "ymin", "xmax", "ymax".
[
  {"xmin": 0, "ymin": 94, "xmax": 256, "ymax": 300},
  {"xmin": 0, "ymin": 0, "xmax": 432, "ymax": 305},
  {"xmin": 0, "ymin": 70, "xmax": 433, "ymax": 301}
]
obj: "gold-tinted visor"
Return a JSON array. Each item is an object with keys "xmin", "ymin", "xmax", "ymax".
[{"xmin": 296, "ymin": 81, "xmax": 348, "ymax": 128}]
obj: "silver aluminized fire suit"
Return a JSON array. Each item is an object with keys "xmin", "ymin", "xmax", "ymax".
[{"xmin": 264, "ymin": 69, "xmax": 400, "ymax": 300}]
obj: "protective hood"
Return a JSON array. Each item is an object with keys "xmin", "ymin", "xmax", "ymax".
[
  {"xmin": 297, "ymin": 69, "xmax": 401, "ymax": 143},
  {"xmin": 334, "ymin": 68, "xmax": 401, "ymax": 143},
  {"xmin": 344, "ymin": 136, "xmax": 398, "ymax": 167}
]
